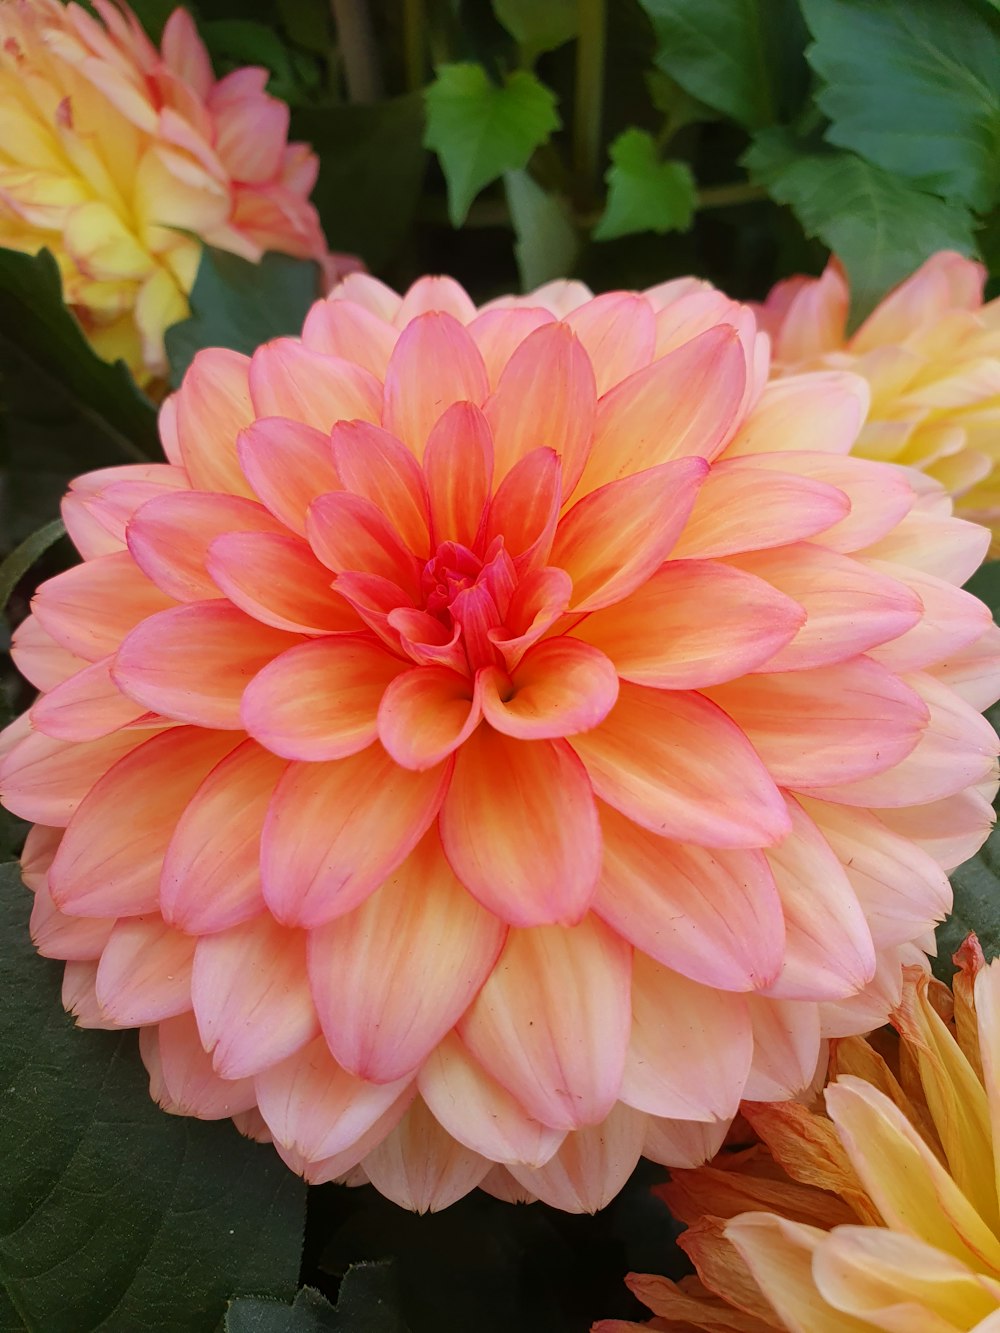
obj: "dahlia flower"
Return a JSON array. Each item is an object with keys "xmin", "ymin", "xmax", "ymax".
[
  {"xmin": 597, "ymin": 939, "xmax": 1000, "ymax": 1332},
  {"xmin": 756, "ymin": 251, "xmax": 1000, "ymax": 546},
  {"xmin": 0, "ymin": 0, "xmax": 348, "ymax": 385},
  {"xmin": 2, "ymin": 271, "xmax": 999, "ymax": 1214}
]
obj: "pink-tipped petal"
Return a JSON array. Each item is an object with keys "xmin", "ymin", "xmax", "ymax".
[
  {"xmin": 485, "ymin": 447, "xmax": 561, "ymax": 571},
  {"xmin": 307, "ymin": 490, "xmax": 421, "ymax": 594},
  {"xmin": 440, "ymin": 729, "xmax": 602, "ymax": 927},
  {"xmin": 308, "ymin": 831, "xmax": 506, "ymax": 1082},
  {"xmin": 32, "ymin": 552, "xmax": 176, "ymax": 662},
  {"xmin": 382, "ymin": 312, "xmax": 489, "ymax": 457},
  {"xmin": 506, "ymin": 1104, "xmax": 646, "ymax": 1213},
  {"xmin": 206, "ymin": 531, "xmax": 361, "ymax": 635},
  {"xmin": 395, "ymin": 276, "xmax": 477, "ymax": 325},
  {"xmin": 330, "ymin": 421, "xmax": 430, "ymax": 556},
  {"xmin": 192, "ymin": 917, "xmax": 319, "ymax": 1079},
  {"xmin": 478, "ymin": 637, "xmax": 619, "ymax": 739},
  {"xmin": 30, "ymin": 881, "xmax": 115, "ymax": 962},
  {"xmin": 9, "ymin": 615, "xmax": 88, "ymax": 693},
  {"xmin": 572, "ymin": 684, "xmax": 790, "ymax": 849},
  {"xmin": 261, "ymin": 748, "xmax": 452, "ymax": 926},
  {"xmin": 95, "ymin": 916, "xmax": 195, "ymax": 1024},
  {"xmin": 301, "ymin": 298, "xmax": 397, "ymax": 378},
  {"xmin": 248, "ymin": 340, "xmax": 381, "ymax": 431},
  {"xmin": 30, "ymin": 656, "xmax": 147, "ymax": 741},
  {"xmin": 154, "ymin": 1013, "xmax": 257, "ymax": 1118},
  {"xmin": 0, "ymin": 726, "xmax": 155, "ymax": 827},
  {"xmin": 174, "ymin": 348, "xmax": 256, "ymax": 498},
  {"xmin": 467, "ymin": 306, "xmax": 555, "ymax": 387},
  {"xmin": 423, "ymin": 402, "xmax": 493, "ymax": 548},
  {"xmin": 565, "ymin": 292, "xmax": 657, "ymax": 394},
  {"xmin": 866, "ymin": 560, "xmax": 993, "ymax": 673},
  {"xmin": 362, "ymin": 1099, "xmax": 491, "ymax": 1212},
  {"xmin": 723, "ymin": 370, "xmax": 867, "ymax": 460},
  {"xmin": 377, "ymin": 666, "xmax": 481, "ymax": 770},
  {"xmin": 237, "ymin": 417, "xmax": 341, "ymax": 537},
  {"xmin": 458, "ymin": 916, "xmax": 631, "ymax": 1131}
]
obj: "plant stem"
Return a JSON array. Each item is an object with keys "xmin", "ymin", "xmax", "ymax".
[
  {"xmin": 573, "ymin": 0, "xmax": 606, "ymax": 201},
  {"xmin": 330, "ymin": 0, "xmax": 382, "ymax": 103},
  {"xmin": 696, "ymin": 181, "xmax": 768, "ymax": 208},
  {"xmin": 402, "ymin": 0, "xmax": 426, "ymax": 91}
]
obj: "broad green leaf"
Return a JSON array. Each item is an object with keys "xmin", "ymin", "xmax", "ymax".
[
  {"xmin": 0, "ymin": 863, "xmax": 307, "ymax": 1332},
  {"xmin": 165, "ymin": 249, "xmax": 320, "ymax": 388},
  {"xmin": 292, "ymin": 95, "xmax": 427, "ymax": 272},
  {"xmin": 424, "ymin": 64, "xmax": 560, "ymax": 226},
  {"xmin": 744, "ymin": 132, "xmax": 978, "ymax": 321},
  {"xmin": 800, "ymin": 0, "xmax": 1000, "ymax": 214},
  {"xmin": 936, "ymin": 826, "xmax": 1000, "ymax": 983},
  {"xmin": 0, "ymin": 521, "xmax": 66, "ymax": 619},
  {"xmin": 0, "ymin": 247, "xmax": 157, "ymax": 460},
  {"xmin": 593, "ymin": 129, "xmax": 696, "ymax": 241},
  {"xmin": 493, "ymin": 0, "xmax": 578, "ymax": 61},
  {"xmin": 635, "ymin": 0, "xmax": 809, "ymax": 129},
  {"xmin": 226, "ymin": 1267, "xmax": 409, "ymax": 1332},
  {"xmin": 200, "ymin": 19, "xmax": 300, "ymax": 94},
  {"xmin": 504, "ymin": 170, "xmax": 579, "ymax": 291}
]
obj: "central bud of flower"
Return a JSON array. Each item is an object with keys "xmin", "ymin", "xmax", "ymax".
[{"xmin": 420, "ymin": 537, "xmax": 516, "ymax": 673}]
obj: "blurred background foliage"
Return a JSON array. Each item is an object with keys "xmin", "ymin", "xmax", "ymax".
[{"xmin": 4, "ymin": 1, "xmax": 1000, "ymax": 1330}]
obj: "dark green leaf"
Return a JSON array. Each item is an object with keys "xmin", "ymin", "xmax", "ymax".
[
  {"xmin": 636, "ymin": 0, "xmax": 809, "ymax": 129},
  {"xmin": 165, "ymin": 249, "xmax": 320, "ymax": 388},
  {"xmin": 200, "ymin": 19, "xmax": 300, "ymax": 92},
  {"xmin": 936, "ymin": 824, "xmax": 1000, "ymax": 982},
  {"xmin": 593, "ymin": 129, "xmax": 696, "ymax": 241},
  {"xmin": 0, "ymin": 863, "xmax": 307, "ymax": 1333},
  {"xmin": 504, "ymin": 170, "xmax": 579, "ymax": 290},
  {"xmin": 226, "ymin": 1267, "xmax": 408, "ymax": 1332},
  {"xmin": 744, "ymin": 132, "xmax": 979, "ymax": 321},
  {"xmin": 0, "ymin": 521, "xmax": 66, "ymax": 618},
  {"xmin": 0, "ymin": 247, "xmax": 158, "ymax": 460},
  {"xmin": 292, "ymin": 95, "xmax": 427, "ymax": 272},
  {"xmin": 424, "ymin": 64, "xmax": 561, "ymax": 226},
  {"xmin": 801, "ymin": 0, "xmax": 1000, "ymax": 214},
  {"xmin": 492, "ymin": 0, "xmax": 578, "ymax": 61}
]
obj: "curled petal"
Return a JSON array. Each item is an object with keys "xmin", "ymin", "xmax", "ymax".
[
  {"xmin": 377, "ymin": 665, "xmax": 481, "ymax": 770},
  {"xmin": 479, "ymin": 637, "xmax": 619, "ymax": 740}
]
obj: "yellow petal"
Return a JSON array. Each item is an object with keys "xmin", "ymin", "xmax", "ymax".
[
  {"xmin": 63, "ymin": 200, "xmax": 152, "ymax": 281},
  {"xmin": 973, "ymin": 960, "xmax": 1000, "ymax": 1238}
]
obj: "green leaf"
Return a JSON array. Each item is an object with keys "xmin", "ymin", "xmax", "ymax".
[
  {"xmin": 0, "ymin": 247, "xmax": 158, "ymax": 460},
  {"xmin": 800, "ymin": 0, "xmax": 1000, "ymax": 214},
  {"xmin": 165, "ymin": 249, "xmax": 320, "ymax": 388},
  {"xmin": 292, "ymin": 95, "xmax": 427, "ymax": 272},
  {"xmin": 0, "ymin": 863, "xmax": 307, "ymax": 1332},
  {"xmin": 744, "ymin": 131, "xmax": 979, "ymax": 321},
  {"xmin": 504, "ymin": 170, "xmax": 579, "ymax": 291},
  {"xmin": 424, "ymin": 64, "xmax": 561, "ymax": 226},
  {"xmin": 226, "ymin": 1267, "xmax": 409, "ymax": 1332},
  {"xmin": 635, "ymin": 0, "xmax": 809, "ymax": 129},
  {"xmin": 492, "ymin": 0, "xmax": 578, "ymax": 61},
  {"xmin": 936, "ymin": 825, "xmax": 1000, "ymax": 982},
  {"xmin": 200, "ymin": 20, "xmax": 300, "ymax": 93},
  {"xmin": 0, "ymin": 520, "xmax": 66, "ymax": 618},
  {"xmin": 593, "ymin": 129, "xmax": 696, "ymax": 241}
]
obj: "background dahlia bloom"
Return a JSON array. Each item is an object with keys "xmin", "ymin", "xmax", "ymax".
[
  {"xmin": 597, "ymin": 939, "xmax": 1000, "ymax": 1333},
  {"xmin": 2, "ymin": 272, "xmax": 999, "ymax": 1213},
  {"xmin": 755, "ymin": 251, "xmax": 1000, "ymax": 546},
  {"xmin": 0, "ymin": 0, "xmax": 349, "ymax": 384}
]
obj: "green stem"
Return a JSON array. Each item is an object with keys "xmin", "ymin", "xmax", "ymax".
[
  {"xmin": 402, "ymin": 0, "xmax": 426, "ymax": 91},
  {"xmin": 573, "ymin": 0, "xmax": 606, "ymax": 200},
  {"xmin": 696, "ymin": 181, "xmax": 768, "ymax": 208},
  {"xmin": 330, "ymin": 0, "xmax": 382, "ymax": 103}
]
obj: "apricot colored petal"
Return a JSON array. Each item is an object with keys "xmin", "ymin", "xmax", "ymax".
[
  {"xmin": 255, "ymin": 1034, "xmax": 412, "ymax": 1163},
  {"xmin": 878, "ymin": 787, "xmax": 997, "ymax": 872},
  {"xmin": 440, "ymin": 729, "xmax": 601, "ymax": 926},
  {"xmin": 329, "ymin": 271, "xmax": 403, "ymax": 320},
  {"xmin": 261, "ymin": 749, "xmax": 452, "ymax": 926},
  {"xmin": 485, "ymin": 446, "xmax": 561, "ymax": 571},
  {"xmin": 458, "ymin": 916, "xmax": 631, "ymax": 1131},
  {"xmin": 377, "ymin": 666, "xmax": 480, "ymax": 770},
  {"xmin": 307, "ymin": 490, "xmax": 421, "ymax": 594},
  {"xmin": 48, "ymin": 728, "xmax": 239, "ymax": 916},
  {"xmin": 331, "ymin": 420, "xmax": 430, "ymax": 555},
  {"xmin": 32, "ymin": 551, "xmax": 176, "ymax": 662},
  {"xmin": 803, "ymin": 670, "xmax": 998, "ymax": 807},
  {"xmin": 573, "ymin": 560, "xmax": 804, "ymax": 689},
  {"xmin": 114, "ymin": 601, "xmax": 303, "ymax": 729},
  {"xmin": 867, "ymin": 560, "xmax": 993, "ymax": 673},
  {"xmin": 362, "ymin": 1099, "xmax": 491, "ymax": 1212},
  {"xmin": 642, "ymin": 1116, "xmax": 730, "ymax": 1169},
  {"xmin": 150, "ymin": 1014, "xmax": 257, "ymax": 1118},
  {"xmin": 622, "ymin": 954, "xmax": 752, "ymax": 1120},
  {"xmin": 30, "ymin": 880, "xmax": 115, "ymax": 962},
  {"xmin": 467, "ymin": 306, "xmax": 554, "ymax": 386},
  {"xmin": 0, "ymin": 726, "xmax": 154, "ymax": 827},
  {"xmin": 565, "ymin": 292, "xmax": 657, "ymax": 394},
  {"xmin": 594, "ymin": 802, "xmax": 784, "ymax": 991},
  {"xmin": 931, "ymin": 622, "xmax": 1000, "ymax": 711},
  {"xmin": 174, "ymin": 348, "xmax": 256, "ymax": 497},
  {"xmin": 551, "ymin": 457, "xmax": 708, "ymax": 612},
  {"xmin": 308, "ymin": 832, "xmax": 506, "ymax": 1082},
  {"xmin": 671, "ymin": 459, "xmax": 852, "ymax": 559},
  {"xmin": 706, "ymin": 659, "xmax": 928, "ymax": 789},
  {"xmin": 572, "ymin": 683, "xmax": 790, "ymax": 849},
  {"xmin": 484, "ymin": 321, "xmax": 596, "ymax": 492},
  {"xmin": 478, "ymin": 637, "xmax": 618, "ymax": 741},
  {"xmin": 506, "ymin": 1104, "xmax": 646, "ymax": 1213},
  {"xmin": 334, "ymin": 571, "xmax": 415, "ymax": 650},
  {"xmin": 10, "ymin": 615, "xmax": 88, "ymax": 692},
  {"xmin": 30, "ymin": 655, "xmax": 147, "ymax": 741},
  {"xmin": 862, "ymin": 511, "xmax": 990, "ymax": 586},
  {"xmin": 207, "ymin": 531, "xmax": 360, "ymax": 635},
  {"xmin": 160, "ymin": 6, "xmax": 213, "ymax": 95},
  {"xmin": 723, "ymin": 370, "xmax": 868, "ymax": 460},
  {"xmin": 126, "ymin": 490, "xmax": 285, "ymax": 602},
  {"xmin": 489, "ymin": 566, "xmax": 573, "ymax": 671},
  {"xmin": 95, "ymin": 916, "xmax": 195, "ymax": 1024},
  {"xmin": 578, "ymin": 325, "xmax": 745, "ymax": 494},
  {"xmin": 248, "ymin": 340, "xmax": 382, "ymax": 431},
  {"xmin": 301, "ymin": 298, "xmax": 397, "ymax": 377},
  {"xmin": 422, "ymin": 402, "xmax": 493, "ymax": 548},
  {"xmin": 243, "ymin": 636, "xmax": 402, "ymax": 761},
  {"xmin": 761, "ymin": 796, "xmax": 876, "ymax": 1001},
  {"xmin": 382, "ymin": 312, "xmax": 489, "ymax": 456},
  {"xmin": 418, "ymin": 1031, "xmax": 565, "ymax": 1167},
  {"xmin": 192, "ymin": 918, "xmax": 318, "ymax": 1079},
  {"xmin": 63, "ymin": 960, "xmax": 123, "ymax": 1030},
  {"xmin": 161, "ymin": 739, "xmax": 286, "ymax": 933},
  {"xmin": 395, "ymin": 275, "xmax": 477, "ymax": 324},
  {"xmin": 236, "ymin": 416, "xmax": 341, "ymax": 537},
  {"xmin": 743, "ymin": 997, "xmax": 823, "ymax": 1101}
]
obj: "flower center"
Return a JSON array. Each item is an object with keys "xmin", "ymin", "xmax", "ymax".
[
  {"xmin": 421, "ymin": 541, "xmax": 483, "ymax": 615},
  {"xmin": 419, "ymin": 538, "xmax": 517, "ymax": 673}
]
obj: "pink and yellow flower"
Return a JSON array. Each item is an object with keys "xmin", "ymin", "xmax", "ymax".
[
  {"xmin": 2, "ymin": 272, "xmax": 999, "ymax": 1212},
  {"xmin": 0, "ymin": 0, "xmax": 347, "ymax": 385},
  {"xmin": 597, "ymin": 939, "xmax": 1000, "ymax": 1332},
  {"xmin": 756, "ymin": 252, "xmax": 1000, "ymax": 546}
]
